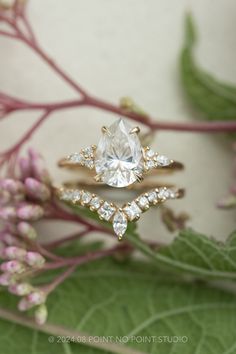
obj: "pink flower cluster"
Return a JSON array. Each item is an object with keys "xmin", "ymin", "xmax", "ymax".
[{"xmin": 0, "ymin": 148, "xmax": 51, "ymax": 324}]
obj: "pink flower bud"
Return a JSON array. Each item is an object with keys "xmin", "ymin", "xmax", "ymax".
[
  {"xmin": 0, "ymin": 232, "xmax": 17, "ymax": 246},
  {"xmin": 34, "ymin": 304, "xmax": 48, "ymax": 325},
  {"xmin": 28, "ymin": 149, "xmax": 51, "ymax": 184},
  {"xmin": 17, "ymin": 204, "xmax": 44, "ymax": 221},
  {"xmin": 18, "ymin": 290, "xmax": 46, "ymax": 311},
  {"xmin": 0, "ymin": 272, "xmax": 14, "ymax": 286},
  {"xmin": 3, "ymin": 246, "xmax": 26, "ymax": 260},
  {"xmin": 25, "ymin": 252, "xmax": 45, "ymax": 267},
  {"xmin": 19, "ymin": 157, "xmax": 32, "ymax": 180},
  {"xmin": 8, "ymin": 283, "xmax": 32, "ymax": 296},
  {"xmin": 0, "ymin": 206, "xmax": 16, "ymax": 220},
  {"xmin": 17, "ymin": 222, "xmax": 37, "ymax": 240},
  {"xmin": 27, "ymin": 290, "xmax": 46, "ymax": 305},
  {"xmin": 25, "ymin": 178, "xmax": 51, "ymax": 202},
  {"xmin": 18, "ymin": 297, "xmax": 32, "ymax": 311},
  {"xmin": 0, "ymin": 260, "xmax": 24, "ymax": 274},
  {"xmin": 0, "ymin": 179, "xmax": 24, "ymax": 194}
]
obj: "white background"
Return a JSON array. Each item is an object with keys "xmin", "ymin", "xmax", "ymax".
[{"xmin": 0, "ymin": 0, "xmax": 235, "ymax": 243}]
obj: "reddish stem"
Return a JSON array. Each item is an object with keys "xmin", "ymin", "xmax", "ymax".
[
  {"xmin": 44, "ymin": 243, "xmax": 132, "ymax": 270},
  {"xmin": 43, "ymin": 228, "xmax": 91, "ymax": 249},
  {"xmin": 44, "ymin": 265, "xmax": 76, "ymax": 293}
]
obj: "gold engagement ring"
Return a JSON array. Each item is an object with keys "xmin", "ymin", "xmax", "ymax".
[{"xmin": 56, "ymin": 118, "xmax": 184, "ymax": 240}]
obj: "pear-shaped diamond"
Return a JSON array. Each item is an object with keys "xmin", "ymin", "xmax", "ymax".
[
  {"xmin": 95, "ymin": 119, "xmax": 143, "ymax": 188},
  {"xmin": 113, "ymin": 211, "xmax": 128, "ymax": 239}
]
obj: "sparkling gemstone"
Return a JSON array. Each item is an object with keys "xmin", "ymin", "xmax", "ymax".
[
  {"xmin": 145, "ymin": 160, "xmax": 155, "ymax": 170},
  {"xmin": 147, "ymin": 190, "xmax": 158, "ymax": 203},
  {"xmin": 158, "ymin": 188, "xmax": 175, "ymax": 200},
  {"xmin": 137, "ymin": 195, "xmax": 149, "ymax": 209},
  {"xmin": 61, "ymin": 190, "xmax": 74, "ymax": 201},
  {"xmin": 81, "ymin": 191, "xmax": 92, "ymax": 204},
  {"xmin": 123, "ymin": 201, "xmax": 141, "ymax": 221},
  {"xmin": 82, "ymin": 146, "xmax": 94, "ymax": 158},
  {"xmin": 145, "ymin": 149, "xmax": 155, "ymax": 158},
  {"xmin": 71, "ymin": 190, "xmax": 81, "ymax": 202},
  {"xmin": 113, "ymin": 211, "xmax": 127, "ymax": 238},
  {"xmin": 83, "ymin": 159, "xmax": 94, "ymax": 169},
  {"xmin": 98, "ymin": 202, "xmax": 116, "ymax": 221},
  {"xmin": 68, "ymin": 153, "xmax": 83, "ymax": 164},
  {"xmin": 155, "ymin": 155, "xmax": 171, "ymax": 166},
  {"xmin": 95, "ymin": 119, "xmax": 143, "ymax": 188},
  {"xmin": 89, "ymin": 196, "xmax": 101, "ymax": 210}
]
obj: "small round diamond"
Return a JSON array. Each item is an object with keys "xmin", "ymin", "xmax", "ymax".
[
  {"xmin": 71, "ymin": 190, "xmax": 81, "ymax": 203},
  {"xmin": 147, "ymin": 191, "xmax": 158, "ymax": 203},
  {"xmin": 83, "ymin": 159, "xmax": 94, "ymax": 169},
  {"xmin": 81, "ymin": 191, "xmax": 92, "ymax": 205},
  {"xmin": 123, "ymin": 202, "xmax": 141, "ymax": 221},
  {"xmin": 145, "ymin": 160, "xmax": 155, "ymax": 170},
  {"xmin": 89, "ymin": 196, "xmax": 101, "ymax": 210},
  {"xmin": 60, "ymin": 190, "xmax": 74, "ymax": 201},
  {"xmin": 137, "ymin": 196, "xmax": 149, "ymax": 210},
  {"xmin": 83, "ymin": 146, "xmax": 94, "ymax": 158},
  {"xmin": 68, "ymin": 153, "xmax": 83, "ymax": 164},
  {"xmin": 158, "ymin": 188, "xmax": 175, "ymax": 200},
  {"xmin": 146, "ymin": 149, "xmax": 155, "ymax": 158}
]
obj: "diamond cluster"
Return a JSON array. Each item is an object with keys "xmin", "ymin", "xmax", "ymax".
[
  {"xmin": 143, "ymin": 147, "xmax": 173, "ymax": 171},
  {"xmin": 59, "ymin": 187, "xmax": 178, "ymax": 240},
  {"xmin": 67, "ymin": 145, "xmax": 96, "ymax": 169}
]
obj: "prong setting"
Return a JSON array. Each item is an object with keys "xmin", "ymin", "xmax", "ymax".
[
  {"xmin": 129, "ymin": 126, "xmax": 140, "ymax": 134},
  {"xmin": 58, "ymin": 186, "xmax": 182, "ymax": 240}
]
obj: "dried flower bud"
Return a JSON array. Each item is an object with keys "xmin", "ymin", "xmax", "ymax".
[
  {"xmin": 3, "ymin": 246, "xmax": 27, "ymax": 260},
  {"xmin": 25, "ymin": 252, "xmax": 45, "ymax": 267},
  {"xmin": 28, "ymin": 149, "xmax": 51, "ymax": 184},
  {"xmin": 17, "ymin": 204, "xmax": 44, "ymax": 221},
  {"xmin": 25, "ymin": 178, "xmax": 51, "ymax": 202},
  {"xmin": 8, "ymin": 282, "xmax": 32, "ymax": 296},
  {"xmin": 0, "ymin": 179, "xmax": 24, "ymax": 195},
  {"xmin": 34, "ymin": 304, "xmax": 48, "ymax": 325},
  {"xmin": 0, "ymin": 272, "xmax": 14, "ymax": 286},
  {"xmin": 0, "ymin": 260, "xmax": 24, "ymax": 274},
  {"xmin": 0, "ymin": 206, "xmax": 16, "ymax": 220},
  {"xmin": 17, "ymin": 222, "xmax": 37, "ymax": 240}
]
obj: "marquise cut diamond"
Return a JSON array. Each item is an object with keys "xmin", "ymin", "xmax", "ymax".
[
  {"xmin": 95, "ymin": 119, "xmax": 143, "ymax": 188},
  {"xmin": 113, "ymin": 211, "xmax": 127, "ymax": 238}
]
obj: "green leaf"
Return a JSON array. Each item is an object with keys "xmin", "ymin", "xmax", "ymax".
[
  {"xmin": 180, "ymin": 14, "xmax": 236, "ymax": 120},
  {"xmin": 1, "ymin": 257, "xmax": 236, "ymax": 354},
  {"xmin": 68, "ymin": 203, "xmax": 236, "ymax": 280},
  {"xmin": 126, "ymin": 229, "xmax": 236, "ymax": 280}
]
